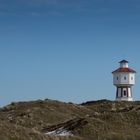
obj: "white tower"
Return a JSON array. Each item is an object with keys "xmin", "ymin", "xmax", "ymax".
[{"xmin": 112, "ymin": 60, "xmax": 136, "ymax": 101}]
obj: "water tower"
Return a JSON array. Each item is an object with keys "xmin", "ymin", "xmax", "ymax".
[{"xmin": 112, "ymin": 60, "xmax": 136, "ymax": 101}]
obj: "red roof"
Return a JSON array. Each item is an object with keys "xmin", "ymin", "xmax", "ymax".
[{"xmin": 112, "ymin": 68, "xmax": 136, "ymax": 73}]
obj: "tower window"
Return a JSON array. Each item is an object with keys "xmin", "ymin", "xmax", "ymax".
[
  {"xmin": 123, "ymin": 90, "xmax": 126, "ymax": 96},
  {"xmin": 131, "ymin": 77, "xmax": 133, "ymax": 80},
  {"xmin": 117, "ymin": 77, "xmax": 118, "ymax": 80},
  {"xmin": 124, "ymin": 76, "xmax": 126, "ymax": 80}
]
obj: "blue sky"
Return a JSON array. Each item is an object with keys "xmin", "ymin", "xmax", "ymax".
[{"xmin": 0, "ymin": 0, "xmax": 140, "ymax": 106}]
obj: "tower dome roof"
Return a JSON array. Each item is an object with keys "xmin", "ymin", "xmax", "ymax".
[
  {"xmin": 119, "ymin": 60, "xmax": 129, "ymax": 63},
  {"xmin": 112, "ymin": 59, "xmax": 136, "ymax": 73},
  {"xmin": 112, "ymin": 67, "xmax": 136, "ymax": 73}
]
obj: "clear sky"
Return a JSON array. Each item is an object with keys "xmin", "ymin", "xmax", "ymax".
[{"xmin": 0, "ymin": 0, "xmax": 140, "ymax": 106}]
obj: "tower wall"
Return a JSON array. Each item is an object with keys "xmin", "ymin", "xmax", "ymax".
[
  {"xmin": 120, "ymin": 62, "xmax": 128, "ymax": 68},
  {"xmin": 113, "ymin": 73, "xmax": 135, "ymax": 85}
]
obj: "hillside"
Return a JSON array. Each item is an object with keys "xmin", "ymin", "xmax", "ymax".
[{"xmin": 0, "ymin": 99, "xmax": 140, "ymax": 140}]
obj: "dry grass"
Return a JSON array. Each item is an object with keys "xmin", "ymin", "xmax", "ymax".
[{"xmin": 0, "ymin": 99, "xmax": 140, "ymax": 140}]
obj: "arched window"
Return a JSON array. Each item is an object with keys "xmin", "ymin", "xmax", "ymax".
[{"xmin": 124, "ymin": 76, "xmax": 126, "ymax": 80}]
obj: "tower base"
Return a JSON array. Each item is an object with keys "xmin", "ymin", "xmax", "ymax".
[
  {"xmin": 116, "ymin": 97, "xmax": 133, "ymax": 101},
  {"xmin": 115, "ymin": 87, "xmax": 133, "ymax": 101}
]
